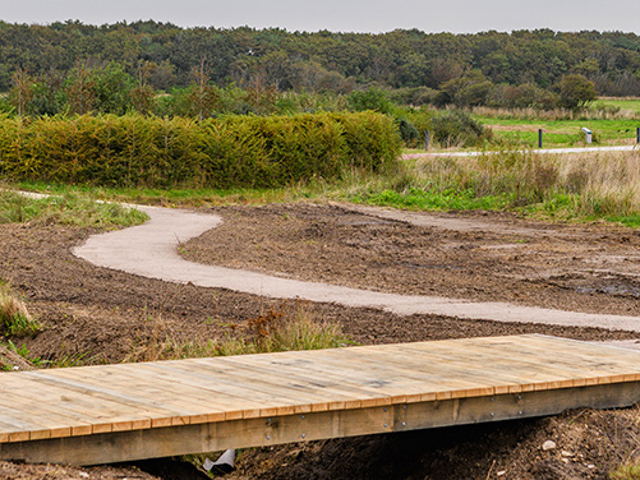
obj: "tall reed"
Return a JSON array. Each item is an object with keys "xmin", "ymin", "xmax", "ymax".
[{"xmin": 401, "ymin": 149, "xmax": 640, "ymax": 221}]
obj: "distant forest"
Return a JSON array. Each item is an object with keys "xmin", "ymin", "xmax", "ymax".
[{"xmin": 1, "ymin": 21, "xmax": 640, "ymax": 116}]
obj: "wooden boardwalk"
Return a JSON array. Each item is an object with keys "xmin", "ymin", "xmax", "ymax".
[{"xmin": 2, "ymin": 334, "xmax": 640, "ymax": 466}]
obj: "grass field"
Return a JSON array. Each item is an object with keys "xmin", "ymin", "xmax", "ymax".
[
  {"xmin": 469, "ymin": 98, "xmax": 640, "ymax": 149},
  {"xmin": 475, "ymin": 115, "xmax": 640, "ymax": 148},
  {"xmin": 8, "ymin": 98, "xmax": 640, "ymax": 229},
  {"xmin": 592, "ymin": 97, "xmax": 640, "ymax": 115}
]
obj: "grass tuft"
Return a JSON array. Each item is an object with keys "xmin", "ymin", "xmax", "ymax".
[
  {"xmin": 610, "ymin": 462, "xmax": 640, "ymax": 480},
  {"xmin": 125, "ymin": 304, "xmax": 352, "ymax": 363},
  {"xmin": 0, "ymin": 282, "xmax": 41, "ymax": 338}
]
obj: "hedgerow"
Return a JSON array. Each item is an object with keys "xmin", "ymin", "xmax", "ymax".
[{"xmin": 0, "ymin": 112, "xmax": 401, "ymax": 189}]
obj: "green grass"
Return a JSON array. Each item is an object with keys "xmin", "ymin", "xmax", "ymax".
[
  {"xmin": 474, "ymin": 115, "xmax": 640, "ymax": 148},
  {"xmin": 2, "ymin": 340, "xmax": 46, "ymax": 369},
  {"xmin": 610, "ymin": 461, "xmax": 640, "ymax": 480},
  {"xmin": 592, "ymin": 97, "xmax": 640, "ymax": 115},
  {"xmin": 13, "ymin": 143, "xmax": 640, "ymax": 232},
  {"xmin": 0, "ymin": 188, "xmax": 148, "ymax": 227},
  {"xmin": 16, "ymin": 180, "xmax": 311, "ymax": 208},
  {"xmin": 352, "ymin": 187, "xmax": 511, "ymax": 211}
]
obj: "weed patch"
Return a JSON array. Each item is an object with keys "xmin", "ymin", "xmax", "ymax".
[
  {"xmin": 0, "ymin": 282, "xmax": 41, "ymax": 338},
  {"xmin": 125, "ymin": 304, "xmax": 352, "ymax": 363},
  {"xmin": 0, "ymin": 190, "xmax": 147, "ymax": 228},
  {"xmin": 611, "ymin": 462, "xmax": 640, "ymax": 480}
]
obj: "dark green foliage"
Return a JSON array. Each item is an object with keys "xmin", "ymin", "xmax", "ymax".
[
  {"xmin": 347, "ymin": 88, "xmax": 394, "ymax": 114},
  {"xmin": 557, "ymin": 74, "xmax": 598, "ymax": 110},
  {"xmin": 3, "ymin": 22, "xmax": 640, "ymax": 114},
  {"xmin": 434, "ymin": 71, "xmax": 494, "ymax": 108},
  {"xmin": 431, "ymin": 110, "xmax": 490, "ymax": 147},
  {"xmin": 0, "ymin": 112, "xmax": 401, "ymax": 189},
  {"xmin": 395, "ymin": 117, "xmax": 420, "ymax": 146},
  {"xmin": 487, "ymin": 82, "xmax": 560, "ymax": 110}
]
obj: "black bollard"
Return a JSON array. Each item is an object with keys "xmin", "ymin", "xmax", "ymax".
[{"xmin": 538, "ymin": 129, "xmax": 543, "ymax": 148}]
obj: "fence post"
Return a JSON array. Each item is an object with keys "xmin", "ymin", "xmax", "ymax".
[
  {"xmin": 425, "ymin": 130, "xmax": 430, "ymax": 150},
  {"xmin": 538, "ymin": 129, "xmax": 543, "ymax": 148},
  {"xmin": 637, "ymin": 127, "xmax": 639, "ymax": 144}
]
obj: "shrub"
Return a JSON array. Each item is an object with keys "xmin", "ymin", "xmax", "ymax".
[
  {"xmin": 431, "ymin": 110, "xmax": 490, "ymax": 147},
  {"xmin": 0, "ymin": 112, "xmax": 402, "ymax": 189},
  {"xmin": 347, "ymin": 88, "xmax": 394, "ymax": 114},
  {"xmin": 0, "ymin": 190, "xmax": 147, "ymax": 228},
  {"xmin": 125, "ymin": 304, "xmax": 352, "ymax": 362},
  {"xmin": 557, "ymin": 74, "xmax": 598, "ymax": 110}
]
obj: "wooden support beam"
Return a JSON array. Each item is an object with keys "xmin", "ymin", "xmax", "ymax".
[{"xmin": 2, "ymin": 381, "xmax": 638, "ymax": 466}]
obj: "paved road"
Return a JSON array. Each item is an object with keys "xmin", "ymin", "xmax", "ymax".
[
  {"xmin": 403, "ymin": 145, "xmax": 638, "ymax": 159},
  {"xmin": 73, "ymin": 204, "xmax": 640, "ymax": 332}
]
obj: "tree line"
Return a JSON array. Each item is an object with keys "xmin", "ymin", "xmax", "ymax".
[{"xmin": 1, "ymin": 20, "xmax": 634, "ymax": 116}]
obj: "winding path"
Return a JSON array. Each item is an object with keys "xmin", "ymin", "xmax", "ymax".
[{"xmin": 73, "ymin": 204, "xmax": 640, "ymax": 332}]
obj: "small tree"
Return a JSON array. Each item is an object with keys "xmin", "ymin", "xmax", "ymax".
[
  {"xmin": 432, "ymin": 110, "xmax": 489, "ymax": 148},
  {"xmin": 188, "ymin": 58, "xmax": 220, "ymax": 120},
  {"xmin": 8, "ymin": 69, "xmax": 35, "ymax": 116},
  {"xmin": 95, "ymin": 62, "xmax": 134, "ymax": 115},
  {"xmin": 558, "ymin": 74, "xmax": 597, "ymax": 110},
  {"xmin": 347, "ymin": 88, "xmax": 393, "ymax": 114},
  {"xmin": 65, "ymin": 64, "xmax": 98, "ymax": 115},
  {"xmin": 130, "ymin": 61, "xmax": 156, "ymax": 115}
]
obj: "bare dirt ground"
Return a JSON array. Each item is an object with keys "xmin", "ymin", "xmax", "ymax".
[
  {"xmin": 2, "ymin": 202, "xmax": 640, "ymax": 479},
  {"xmin": 183, "ymin": 203, "xmax": 640, "ymax": 317}
]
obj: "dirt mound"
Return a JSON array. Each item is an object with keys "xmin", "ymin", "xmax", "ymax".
[{"xmin": 0, "ymin": 461, "xmax": 158, "ymax": 480}]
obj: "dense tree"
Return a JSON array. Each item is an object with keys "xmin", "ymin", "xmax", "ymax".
[
  {"xmin": 2, "ymin": 22, "xmax": 640, "ymax": 118},
  {"xmin": 0, "ymin": 23, "xmax": 639, "ymax": 96},
  {"xmin": 557, "ymin": 74, "xmax": 598, "ymax": 109}
]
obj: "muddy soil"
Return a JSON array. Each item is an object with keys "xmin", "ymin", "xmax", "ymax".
[{"xmin": 2, "ymin": 202, "xmax": 640, "ymax": 479}]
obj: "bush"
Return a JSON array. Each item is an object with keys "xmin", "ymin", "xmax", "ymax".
[
  {"xmin": 557, "ymin": 74, "xmax": 598, "ymax": 110},
  {"xmin": 0, "ymin": 112, "xmax": 401, "ymax": 189},
  {"xmin": 395, "ymin": 117, "xmax": 421, "ymax": 146},
  {"xmin": 431, "ymin": 110, "xmax": 490, "ymax": 147},
  {"xmin": 347, "ymin": 88, "xmax": 394, "ymax": 114}
]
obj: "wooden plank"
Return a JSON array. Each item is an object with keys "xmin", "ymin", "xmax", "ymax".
[
  {"xmin": 252, "ymin": 348, "xmax": 502, "ymax": 402},
  {"xmin": 2, "ymin": 380, "xmax": 638, "ymax": 466},
  {"xmin": 0, "ymin": 376, "xmax": 159, "ymax": 430},
  {"xmin": 200, "ymin": 355, "xmax": 404, "ymax": 407},
  {"xmin": 376, "ymin": 342, "xmax": 586, "ymax": 393},
  {"xmin": 133, "ymin": 362, "xmax": 322, "ymax": 418},
  {"xmin": 178, "ymin": 358, "xmax": 394, "ymax": 410}
]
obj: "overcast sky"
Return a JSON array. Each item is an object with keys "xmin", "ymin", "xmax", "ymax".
[{"xmin": 2, "ymin": 0, "xmax": 640, "ymax": 34}]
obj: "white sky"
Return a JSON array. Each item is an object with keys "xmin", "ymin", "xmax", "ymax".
[{"xmin": 1, "ymin": 0, "xmax": 639, "ymax": 34}]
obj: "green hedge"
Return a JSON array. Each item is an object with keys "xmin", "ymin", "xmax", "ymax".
[{"xmin": 0, "ymin": 112, "xmax": 401, "ymax": 189}]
